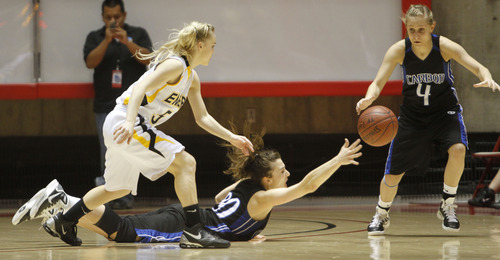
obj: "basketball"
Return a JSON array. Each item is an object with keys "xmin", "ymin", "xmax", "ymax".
[{"xmin": 357, "ymin": 105, "xmax": 398, "ymax": 147}]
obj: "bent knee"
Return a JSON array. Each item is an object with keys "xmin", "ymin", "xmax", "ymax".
[
  {"xmin": 448, "ymin": 143, "xmax": 466, "ymax": 158},
  {"xmin": 383, "ymin": 173, "xmax": 404, "ymax": 187},
  {"xmin": 170, "ymin": 151, "xmax": 197, "ymax": 176}
]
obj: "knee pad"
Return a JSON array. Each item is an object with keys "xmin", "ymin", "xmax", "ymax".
[{"xmin": 94, "ymin": 204, "xmax": 122, "ymax": 238}]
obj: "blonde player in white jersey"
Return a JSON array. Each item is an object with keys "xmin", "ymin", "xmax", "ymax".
[{"xmin": 42, "ymin": 21, "xmax": 254, "ymax": 249}]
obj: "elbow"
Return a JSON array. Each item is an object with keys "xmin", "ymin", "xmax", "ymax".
[
  {"xmin": 194, "ymin": 115, "xmax": 208, "ymax": 128},
  {"xmin": 304, "ymin": 183, "xmax": 319, "ymax": 194},
  {"xmin": 85, "ymin": 61, "xmax": 96, "ymax": 69}
]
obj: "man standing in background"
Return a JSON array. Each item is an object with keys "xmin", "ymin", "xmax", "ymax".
[{"xmin": 84, "ymin": 0, "xmax": 152, "ymax": 209}]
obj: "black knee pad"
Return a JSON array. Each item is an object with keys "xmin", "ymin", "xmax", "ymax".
[{"xmin": 94, "ymin": 204, "xmax": 121, "ymax": 238}]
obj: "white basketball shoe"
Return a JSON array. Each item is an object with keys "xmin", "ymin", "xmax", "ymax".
[{"xmin": 12, "ymin": 179, "xmax": 73, "ymax": 225}]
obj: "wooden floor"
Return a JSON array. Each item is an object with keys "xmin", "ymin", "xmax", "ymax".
[{"xmin": 1, "ymin": 198, "xmax": 500, "ymax": 259}]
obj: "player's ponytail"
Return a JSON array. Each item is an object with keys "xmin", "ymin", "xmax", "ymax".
[
  {"xmin": 221, "ymin": 122, "xmax": 280, "ymax": 182},
  {"xmin": 137, "ymin": 21, "xmax": 215, "ymax": 68}
]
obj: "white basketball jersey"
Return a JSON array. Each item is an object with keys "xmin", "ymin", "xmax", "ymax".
[{"xmin": 116, "ymin": 55, "xmax": 193, "ymax": 127}]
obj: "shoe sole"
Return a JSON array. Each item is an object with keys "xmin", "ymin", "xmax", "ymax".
[
  {"xmin": 179, "ymin": 242, "xmax": 230, "ymax": 249},
  {"xmin": 367, "ymin": 231, "xmax": 386, "ymax": 236},
  {"xmin": 12, "ymin": 188, "xmax": 46, "ymax": 225},
  {"xmin": 436, "ymin": 211, "xmax": 460, "ymax": 232},
  {"xmin": 179, "ymin": 235, "xmax": 230, "ymax": 249},
  {"xmin": 367, "ymin": 220, "xmax": 390, "ymax": 236},
  {"xmin": 30, "ymin": 179, "xmax": 63, "ymax": 219}
]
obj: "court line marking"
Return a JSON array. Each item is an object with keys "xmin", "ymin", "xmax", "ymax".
[{"xmin": 263, "ymin": 217, "xmax": 367, "ymax": 240}]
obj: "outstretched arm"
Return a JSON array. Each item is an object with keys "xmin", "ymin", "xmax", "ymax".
[
  {"xmin": 440, "ymin": 36, "xmax": 499, "ymax": 92},
  {"xmin": 188, "ymin": 72, "xmax": 254, "ymax": 156},
  {"xmin": 252, "ymin": 139, "xmax": 362, "ymax": 213}
]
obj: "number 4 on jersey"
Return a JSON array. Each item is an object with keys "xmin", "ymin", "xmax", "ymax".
[{"xmin": 416, "ymin": 83, "xmax": 431, "ymax": 106}]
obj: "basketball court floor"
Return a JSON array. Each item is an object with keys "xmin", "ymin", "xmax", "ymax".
[{"xmin": 1, "ymin": 197, "xmax": 499, "ymax": 259}]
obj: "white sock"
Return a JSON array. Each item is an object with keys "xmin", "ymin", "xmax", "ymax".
[
  {"xmin": 377, "ymin": 196, "xmax": 392, "ymax": 213},
  {"xmin": 443, "ymin": 184, "xmax": 458, "ymax": 195}
]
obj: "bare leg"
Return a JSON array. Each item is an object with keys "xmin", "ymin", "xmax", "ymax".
[
  {"xmin": 380, "ymin": 173, "xmax": 405, "ymax": 203},
  {"xmin": 443, "ymin": 143, "xmax": 466, "ymax": 187},
  {"xmin": 76, "ymin": 205, "xmax": 110, "ymax": 239},
  {"xmin": 488, "ymin": 169, "xmax": 500, "ymax": 192},
  {"xmin": 167, "ymin": 150, "xmax": 198, "ymax": 207},
  {"xmin": 82, "ymin": 186, "xmax": 131, "ymax": 210},
  {"xmin": 367, "ymin": 173, "xmax": 404, "ymax": 235}
]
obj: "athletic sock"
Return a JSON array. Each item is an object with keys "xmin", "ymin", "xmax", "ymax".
[
  {"xmin": 443, "ymin": 184, "xmax": 458, "ymax": 202},
  {"xmin": 62, "ymin": 199, "xmax": 91, "ymax": 223},
  {"xmin": 377, "ymin": 196, "xmax": 392, "ymax": 213},
  {"xmin": 183, "ymin": 204, "xmax": 201, "ymax": 228}
]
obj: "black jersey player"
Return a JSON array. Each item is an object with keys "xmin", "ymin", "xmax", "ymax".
[{"xmin": 356, "ymin": 5, "xmax": 499, "ymax": 236}]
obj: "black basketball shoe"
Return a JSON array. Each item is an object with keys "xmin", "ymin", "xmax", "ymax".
[
  {"xmin": 42, "ymin": 212, "xmax": 82, "ymax": 246},
  {"xmin": 437, "ymin": 198, "xmax": 460, "ymax": 232},
  {"xmin": 180, "ymin": 223, "xmax": 230, "ymax": 248},
  {"xmin": 468, "ymin": 187, "xmax": 496, "ymax": 208},
  {"xmin": 367, "ymin": 206, "xmax": 390, "ymax": 236}
]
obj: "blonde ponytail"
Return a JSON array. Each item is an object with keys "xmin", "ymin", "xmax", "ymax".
[{"xmin": 137, "ymin": 21, "xmax": 214, "ymax": 68}]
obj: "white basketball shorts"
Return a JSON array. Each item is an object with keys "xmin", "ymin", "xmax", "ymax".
[{"xmin": 102, "ymin": 107, "xmax": 184, "ymax": 195}]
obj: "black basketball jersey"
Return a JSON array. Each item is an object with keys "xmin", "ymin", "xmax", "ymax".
[
  {"xmin": 401, "ymin": 34, "xmax": 460, "ymax": 115},
  {"xmin": 203, "ymin": 179, "xmax": 270, "ymax": 241}
]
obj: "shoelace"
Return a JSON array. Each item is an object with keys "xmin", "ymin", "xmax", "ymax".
[
  {"xmin": 442, "ymin": 203, "xmax": 458, "ymax": 222},
  {"xmin": 369, "ymin": 214, "xmax": 388, "ymax": 227},
  {"xmin": 37, "ymin": 202, "xmax": 65, "ymax": 224}
]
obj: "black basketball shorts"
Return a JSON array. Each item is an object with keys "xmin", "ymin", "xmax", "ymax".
[{"xmin": 384, "ymin": 108, "xmax": 468, "ymax": 176}]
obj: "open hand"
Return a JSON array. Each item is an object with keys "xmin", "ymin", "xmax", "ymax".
[
  {"xmin": 113, "ymin": 121, "xmax": 135, "ymax": 144},
  {"xmin": 473, "ymin": 79, "xmax": 500, "ymax": 92},
  {"xmin": 337, "ymin": 138, "xmax": 363, "ymax": 166}
]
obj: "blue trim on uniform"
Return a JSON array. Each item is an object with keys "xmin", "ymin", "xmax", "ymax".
[
  {"xmin": 405, "ymin": 38, "xmax": 412, "ymax": 53},
  {"xmin": 206, "ymin": 223, "xmax": 232, "ymax": 234},
  {"xmin": 384, "ymin": 140, "xmax": 395, "ymax": 175},
  {"xmin": 402, "ymin": 65, "xmax": 407, "ymax": 86},
  {"xmin": 443, "ymin": 62, "xmax": 455, "ymax": 85},
  {"xmin": 432, "ymin": 34, "xmax": 440, "ymax": 52},
  {"xmin": 456, "ymin": 108, "xmax": 469, "ymax": 149},
  {"xmin": 230, "ymin": 211, "xmax": 259, "ymax": 235},
  {"xmin": 135, "ymin": 228, "xmax": 182, "ymax": 243}
]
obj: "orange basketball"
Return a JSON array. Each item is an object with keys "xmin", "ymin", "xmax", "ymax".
[{"xmin": 357, "ymin": 105, "xmax": 398, "ymax": 147}]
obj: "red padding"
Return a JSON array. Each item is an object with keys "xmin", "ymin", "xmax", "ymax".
[
  {"xmin": 38, "ymin": 82, "xmax": 95, "ymax": 99},
  {"xmin": 0, "ymin": 83, "xmax": 38, "ymax": 100},
  {"xmin": 201, "ymin": 81, "xmax": 402, "ymax": 97},
  {"xmin": 0, "ymin": 80, "xmax": 402, "ymax": 99}
]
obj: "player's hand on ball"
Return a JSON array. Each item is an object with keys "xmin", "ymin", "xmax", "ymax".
[
  {"xmin": 356, "ymin": 97, "xmax": 375, "ymax": 115},
  {"xmin": 114, "ymin": 121, "xmax": 135, "ymax": 145}
]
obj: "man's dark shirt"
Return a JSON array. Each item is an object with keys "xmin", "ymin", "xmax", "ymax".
[{"xmin": 84, "ymin": 23, "xmax": 152, "ymax": 113}]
